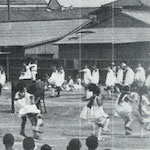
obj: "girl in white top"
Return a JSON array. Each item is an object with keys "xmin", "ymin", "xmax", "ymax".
[
  {"xmin": 48, "ymin": 66, "xmax": 58, "ymax": 85},
  {"xmin": 80, "ymin": 65, "xmax": 92, "ymax": 86},
  {"xmin": 115, "ymin": 66, "xmax": 123, "ymax": 93},
  {"xmin": 48, "ymin": 66, "xmax": 58, "ymax": 96},
  {"xmin": 134, "ymin": 64, "xmax": 146, "ymax": 87},
  {"xmin": 80, "ymin": 85, "xmax": 110, "ymax": 141},
  {"xmin": 74, "ymin": 75, "xmax": 83, "ymax": 90},
  {"xmin": 145, "ymin": 72, "xmax": 150, "ymax": 89},
  {"xmin": 91, "ymin": 65, "xmax": 99, "ymax": 85},
  {"xmin": 115, "ymin": 87, "xmax": 133, "ymax": 135},
  {"xmin": 80, "ymin": 65, "xmax": 92, "ymax": 98},
  {"xmin": 14, "ymin": 85, "xmax": 42, "ymax": 139},
  {"xmin": 19, "ymin": 63, "xmax": 32, "ymax": 80},
  {"xmin": 105, "ymin": 66, "xmax": 116, "ymax": 98},
  {"xmin": 30, "ymin": 60, "xmax": 38, "ymax": 81},
  {"xmin": 123, "ymin": 66, "xmax": 135, "ymax": 87},
  {"xmin": 55, "ymin": 66, "xmax": 65, "ymax": 97},
  {"xmin": 0, "ymin": 66, "xmax": 6, "ymax": 95},
  {"xmin": 0, "ymin": 68, "xmax": 6, "ymax": 86}
]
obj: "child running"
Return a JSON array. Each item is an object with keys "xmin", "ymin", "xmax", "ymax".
[
  {"xmin": 80, "ymin": 84, "xmax": 110, "ymax": 141},
  {"xmin": 14, "ymin": 82, "xmax": 43, "ymax": 139}
]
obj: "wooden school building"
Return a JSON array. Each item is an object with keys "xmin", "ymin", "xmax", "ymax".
[{"xmin": 0, "ymin": 0, "xmax": 150, "ymax": 80}]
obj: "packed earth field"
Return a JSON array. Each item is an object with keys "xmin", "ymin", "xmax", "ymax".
[{"xmin": 0, "ymin": 83, "xmax": 150, "ymax": 150}]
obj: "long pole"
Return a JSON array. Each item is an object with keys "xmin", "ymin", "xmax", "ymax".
[{"xmin": 7, "ymin": 0, "xmax": 10, "ymax": 21}]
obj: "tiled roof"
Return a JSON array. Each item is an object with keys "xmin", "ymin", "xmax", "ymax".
[
  {"xmin": 0, "ymin": 7, "xmax": 98, "ymax": 21},
  {"xmin": 123, "ymin": 9, "xmax": 150, "ymax": 25},
  {"xmin": 0, "ymin": 0, "xmax": 47, "ymax": 5},
  {"xmin": 0, "ymin": 19, "xmax": 90, "ymax": 46},
  {"xmin": 104, "ymin": 0, "xmax": 143, "ymax": 7},
  {"xmin": 55, "ymin": 0, "xmax": 116, "ymax": 8},
  {"xmin": 56, "ymin": 28, "xmax": 150, "ymax": 44}
]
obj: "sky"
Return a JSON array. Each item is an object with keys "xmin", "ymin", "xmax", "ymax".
[{"xmin": 45, "ymin": 0, "xmax": 117, "ymax": 7}]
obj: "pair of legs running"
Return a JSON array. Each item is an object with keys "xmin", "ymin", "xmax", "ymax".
[
  {"xmin": 124, "ymin": 117, "xmax": 133, "ymax": 135},
  {"xmin": 51, "ymin": 85, "xmax": 61, "ymax": 97},
  {"xmin": 90, "ymin": 117, "xmax": 110, "ymax": 141},
  {"xmin": 20, "ymin": 113, "xmax": 43, "ymax": 139}
]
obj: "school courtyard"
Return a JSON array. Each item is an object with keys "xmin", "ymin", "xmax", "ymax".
[{"xmin": 0, "ymin": 83, "xmax": 150, "ymax": 150}]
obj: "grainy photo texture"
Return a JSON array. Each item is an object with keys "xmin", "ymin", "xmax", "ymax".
[{"xmin": 0, "ymin": 0, "xmax": 150, "ymax": 150}]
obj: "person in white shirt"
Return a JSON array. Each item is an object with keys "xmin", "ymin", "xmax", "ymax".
[
  {"xmin": 115, "ymin": 65, "xmax": 123, "ymax": 93},
  {"xmin": 145, "ymin": 68, "xmax": 150, "ymax": 89},
  {"xmin": 74, "ymin": 74, "xmax": 83, "ymax": 90},
  {"xmin": 105, "ymin": 66, "xmax": 116, "ymax": 99},
  {"xmin": 79, "ymin": 65, "xmax": 92, "ymax": 98},
  {"xmin": 0, "ymin": 66, "xmax": 6, "ymax": 95},
  {"xmin": 48, "ymin": 66, "xmax": 58, "ymax": 96},
  {"xmin": 134, "ymin": 63, "xmax": 146, "ymax": 87},
  {"xmin": 91, "ymin": 65, "xmax": 99, "ymax": 85},
  {"xmin": 55, "ymin": 66, "xmax": 65, "ymax": 97},
  {"xmin": 122, "ymin": 63, "xmax": 135, "ymax": 88},
  {"xmin": 30, "ymin": 59, "xmax": 38, "ymax": 81},
  {"xmin": 14, "ymin": 83, "xmax": 43, "ymax": 140},
  {"xmin": 19, "ymin": 62, "xmax": 32, "ymax": 80}
]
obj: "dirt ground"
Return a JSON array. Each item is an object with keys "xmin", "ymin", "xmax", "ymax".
[{"xmin": 0, "ymin": 83, "xmax": 150, "ymax": 150}]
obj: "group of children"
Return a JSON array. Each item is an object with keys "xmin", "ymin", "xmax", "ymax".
[
  {"xmin": 105, "ymin": 63, "xmax": 145, "ymax": 98},
  {"xmin": 80, "ymin": 62, "xmax": 150, "ymax": 141},
  {"xmin": 14, "ymin": 58, "xmax": 44, "ymax": 140},
  {"xmin": 19, "ymin": 59, "xmax": 38, "ymax": 81},
  {"xmin": 47, "ymin": 65, "xmax": 83, "ymax": 97}
]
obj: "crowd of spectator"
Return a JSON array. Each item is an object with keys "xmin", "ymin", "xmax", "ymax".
[{"xmin": 2, "ymin": 133, "xmax": 111, "ymax": 150}]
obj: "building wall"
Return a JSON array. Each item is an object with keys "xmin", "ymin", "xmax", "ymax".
[
  {"xmin": 59, "ymin": 44, "xmax": 112, "ymax": 59},
  {"xmin": 59, "ymin": 42, "xmax": 150, "ymax": 69},
  {"xmin": 25, "ymin": 43, "xmax": 59, "ymax": 58}
]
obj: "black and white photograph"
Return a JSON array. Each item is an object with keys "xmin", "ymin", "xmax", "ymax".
[{"xmin": 0, "ymin": 0, "xmax": 150, "ymax": 149}]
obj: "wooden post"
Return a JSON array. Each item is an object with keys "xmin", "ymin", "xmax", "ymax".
[
  {"xmin": 6, "ymin": 55, "xmax": 9, "ymax": 80},
  {"xmin": 11, "ymin": 81, "xmax": 15, "ymax": 113},
  {"xmin": 7, "ymin": 0, "xmax": 10, "ymax": 21}
]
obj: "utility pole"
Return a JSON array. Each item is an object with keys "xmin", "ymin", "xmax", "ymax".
[{"xmin": 7, "ymin": 0, "xmax": 10, "ymax": 21}]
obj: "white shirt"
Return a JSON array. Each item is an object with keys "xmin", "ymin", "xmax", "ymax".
[
  {"xmin": 145, "ymin": 74, "xmax": 150, "ymax": 89},
  {"xmin": 30, "ymin": 63, "xmax": 38, "ymax": 73},
  {"xmin": 19, "ymin": 65, "xmax": 32, "ymax": 80},
  {"xmin": 116, "ymin": 69, "xmax": 123, "ymax": 84},
  {"xmin": 82, "ymin": 68, "xmax": 92, "ymax": 85},
  {"xmin": 134, "ymin": 66, "xmax": 146, "ymax": 86},
  {"xmin": 105, "ymin": 69, "xmax": 116, "ymax": 86},
  {"xmin": 55, "ymin": 69, "xmax": 65, "ymax": 86},
  {"xmin": 48, "ymin": 70, "xmax": 58, "ymax": 84},
  {"xmin": 91, "ymin": 69, "xmax": 99, "ymax": 85},
  {"xmin": 123, "ymin": 67, "xmax": 135, "ymax": 86}
]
